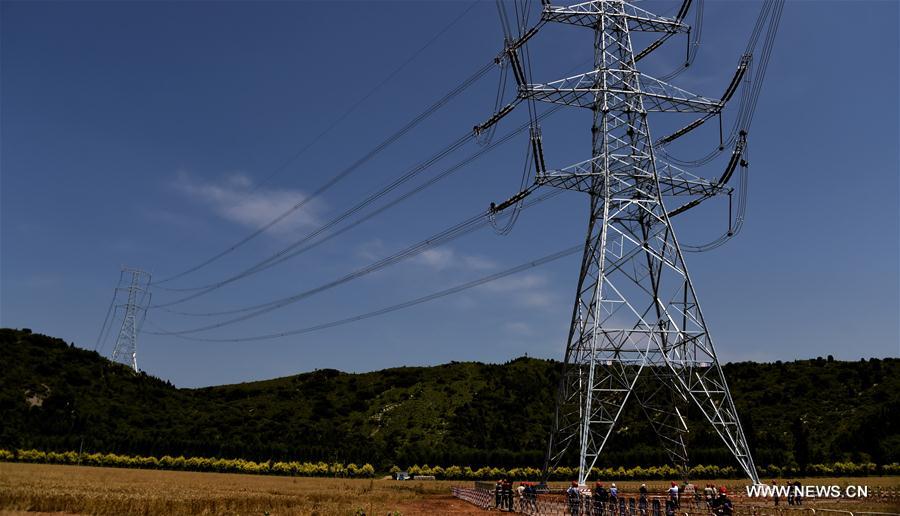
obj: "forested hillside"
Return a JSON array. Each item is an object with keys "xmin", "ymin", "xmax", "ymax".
[{"xmin": 1, "ymin": 328, "xmax": 897, "ymax": 471}]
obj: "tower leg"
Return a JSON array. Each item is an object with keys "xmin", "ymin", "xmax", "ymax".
[
  {"xmin": 544, "ymin": 194, "xmax": 654, "ymax": 485},
  {"xmin": 544, "ymin": 170, "xmax": 759, "ymax": 484}
]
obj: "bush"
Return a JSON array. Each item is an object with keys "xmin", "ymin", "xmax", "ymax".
[
  {"xmin": 2, "ymin": 450, "xmax": 896, "ymax": 482},
  {"xmin": 0, "ymin": 449, "xmax": 375, "ymax": 478}
]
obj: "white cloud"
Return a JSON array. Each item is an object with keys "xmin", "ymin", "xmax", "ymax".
[
  {"xmin": 410, "ymin": 247, "xmax": 497, "ymax": 272},
  {"xmin": 482, "ymin": 273, "xmax": 558, "ymax": 308},
  {"xmin": 356, "ymin": 239, "xmax": 387, "ymax": 261},
  {"xmin": 461, "ymin": 255, "xmax": 497, "ymax": 271},
  {"xmin": 172, "ymin": 172, "xmax": 323, "ymax": 235},
  {"xmin": 414, "ymin": 248, "xmax": 456, "ymax": 270},
  {"xmin": 482, "ymin": 273, "xmax": 547, "ymax": 292}
]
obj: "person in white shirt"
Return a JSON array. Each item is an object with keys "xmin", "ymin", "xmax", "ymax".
[{"xmin": 668, "ymin": 481, "xmax": 680, "ymax": 508}]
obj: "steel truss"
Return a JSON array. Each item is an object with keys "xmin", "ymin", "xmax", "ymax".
[
  {"xmin": 110, "ymin": 268, "xmax": 152, "ymax": 372},
  {"xmin": 479, "ymin": 0, "xmax": 759, "ymax": 485}
]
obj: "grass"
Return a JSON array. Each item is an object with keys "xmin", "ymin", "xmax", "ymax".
[
  {"xmin": 1, "ymin": 462, "xmax": 898, "ymax": 515},
  {"xmin": 0, "ymin": 462, "xmax": 480, "ymax": 515}
]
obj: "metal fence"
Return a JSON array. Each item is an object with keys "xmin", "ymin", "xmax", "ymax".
[
  {"xmin": 733, "ymin": 510, "xmax": 900, "ymax": 516},
  {"xmin": 451, "ymin": 487, "xmax": 494, "ymax": 510},
  {"xmin": 450, "ymin": 487, "xmax": 900, "ymax": 516},
  {"xmin": 451, "ymin": 487, "xmax": 695, "ymax": 516}
]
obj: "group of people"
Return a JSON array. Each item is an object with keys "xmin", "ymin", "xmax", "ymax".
[
  {"xmin": 562, "ymin": 480, "xmax": 733, "ymax": 516},
  {"xmin": 493, "ymin": 479, "xmax": 514, "ymax": 511},
  {"xmin": 770, "ymin": 480, "xmax": 803, "ymax": 506},
  {"xmin": 493, "ymin": 479, "xmax": 538, "ymax": 512},
  {"xmin": 566, "ymin": 480, "xmax": 620, "ymax": 516}
]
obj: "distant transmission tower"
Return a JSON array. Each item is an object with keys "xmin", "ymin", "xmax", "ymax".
[
  {"xmin": 477, "ymin": 0, "xmax": 778, "ymax": 485},
  {"xmin": 109, "ymin": 268, "xmax": 152, "ymax": 372}
]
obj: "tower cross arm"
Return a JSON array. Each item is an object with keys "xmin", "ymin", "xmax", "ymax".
[
  {"xmin": 543, "ymin": 1, "xmax": 690, "ymax": 34},
  {"xmin": 520, "ymin": 71, "xmax": 722, "ymax": 113},
  {"xmin": 639, "ymin": 73, "xmax": 722, "ymax": 113},
  {"xmin": 658, "ymin": 130, "xmax": 748, "ymax": 201},
  {"xmin": 657, "ymin": 170, "xmax": 730, "ymax": 198},
  {"xmin": 534, "ymin": 155, "xmax": 733, "ymax": 201}
]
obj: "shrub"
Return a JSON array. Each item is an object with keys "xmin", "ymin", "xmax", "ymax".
[
  {"xmin": 0, "ymin": 450, "xmax": 892, "ymax": 482},
  {"xmin": 445, "ymin": 465, "xmax": 462, "ymax": 479}
]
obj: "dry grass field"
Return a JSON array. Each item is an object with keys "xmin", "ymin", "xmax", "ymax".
[
  {"xmin": 1, "ymin": 462, "xmax": 898, "ymax": 515},
  {"xmin": 0, "ymin": 462, "xmax": 480, "ymax": 515}
]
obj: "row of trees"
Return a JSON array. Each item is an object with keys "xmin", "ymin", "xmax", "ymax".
[
  {"xmin": 3, "ymin": 448, "xmax": 897, "ymax": 480},
  {"xmin": 3, "ymin": 331, "xmax": 898, "ymax": 472},
  {"xmin": 394, "ymin": 462, "xmax": 900, "ymax": 480},
  {"xmin": 0, "ymin": 449, "xmax": 375, "ymax": 477}
]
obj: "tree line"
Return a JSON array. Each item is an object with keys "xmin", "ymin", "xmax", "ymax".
[
  {"xmin": 4, "ymin": 449, "xmax": 898, "ymax": 480},
  {"xmin": 1, "ymin": 328, "xmax": 897, "ymax": 473}
]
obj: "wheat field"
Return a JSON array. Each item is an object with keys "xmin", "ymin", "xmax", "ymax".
[
  {"xmin": 2, "ymin": 462, "xmax": 898, "ymax": 515},
  {"xmin": 0, "ymin": 462, "xmax": 480, "ymax": 515}
]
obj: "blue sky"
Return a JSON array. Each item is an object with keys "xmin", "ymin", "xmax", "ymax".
[{"xmin": 2, "ymin": 0, "xmax": 897, "ymax": 388}]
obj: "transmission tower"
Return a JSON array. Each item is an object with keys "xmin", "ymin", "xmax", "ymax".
[
  {"xmin": 109, "ymin": 268, "xmax": 152, "ymax": 372},
  {"xmin": 478, "ymin": 0, "xmax": 770, "ymax": 485}
]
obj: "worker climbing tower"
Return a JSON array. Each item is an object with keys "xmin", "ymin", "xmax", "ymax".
[{"xmin": 478, "ymin": 0, "xmax": 782, "ymax": 485}]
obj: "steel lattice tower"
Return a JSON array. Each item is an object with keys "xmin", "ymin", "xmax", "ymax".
[
  {"xmin": 110, "ymin": 268, "xmax": 152, "ymax": 372},
  {"xmin": 479, "ymin": 0, "xmax": 761, "ymax": 485}
]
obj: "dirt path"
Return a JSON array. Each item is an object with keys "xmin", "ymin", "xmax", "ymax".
[{"xmin": 394, "ymin": 493, "xmax": 488, "ymax": 515}]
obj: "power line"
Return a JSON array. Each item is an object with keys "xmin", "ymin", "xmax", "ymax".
[
  {"xmin": 657, "ymin": 0, "xmax": 783, "ymax": 167},
  {"xmin": 94, "ymin": 270, "xmax": 124, "ymax": 352},
  {"xmin": 248, "ymin": 1, "xmax": 480, "ymax": 194},
  {"xmin": 145, "ymin": 242, "xmax": 582, "ymax": 343},
  {"xmin": 150, "ymin": 102, "xmax": 566, "ymax": 308},
  {"xmin": 146, "ymin": 188, "xmax": 564, "ymax": 333},
  {"xmin": 153, "ymin": 44, "xmax": 591, "ymax": 308},
  {"xmin": 152, "ymin": 131, "xmax": 470, "ymax": 295},
  {"xmin": 656, "ymin": 0, "xmax": 782, "ymax": 254},
  {"xmin": 153, "ymin": 50, "xmax": 495, "ymax": 286},
  {"xmin": 148, "ymin": 165, "xmax": 704, "ymax": 333},
  {"xmin": 149, "ymin": 54, "xmax": 592, "ymax": 321}
]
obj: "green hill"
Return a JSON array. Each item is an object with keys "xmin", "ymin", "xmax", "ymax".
[{"xmin": 1, "ymin": 328, "xmax": 897, "ymax": 471}]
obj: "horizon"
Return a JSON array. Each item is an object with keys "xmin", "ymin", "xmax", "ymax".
[{"xmin": 6, "ymin": 326, "xmax": 897, "ymax": 390}]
